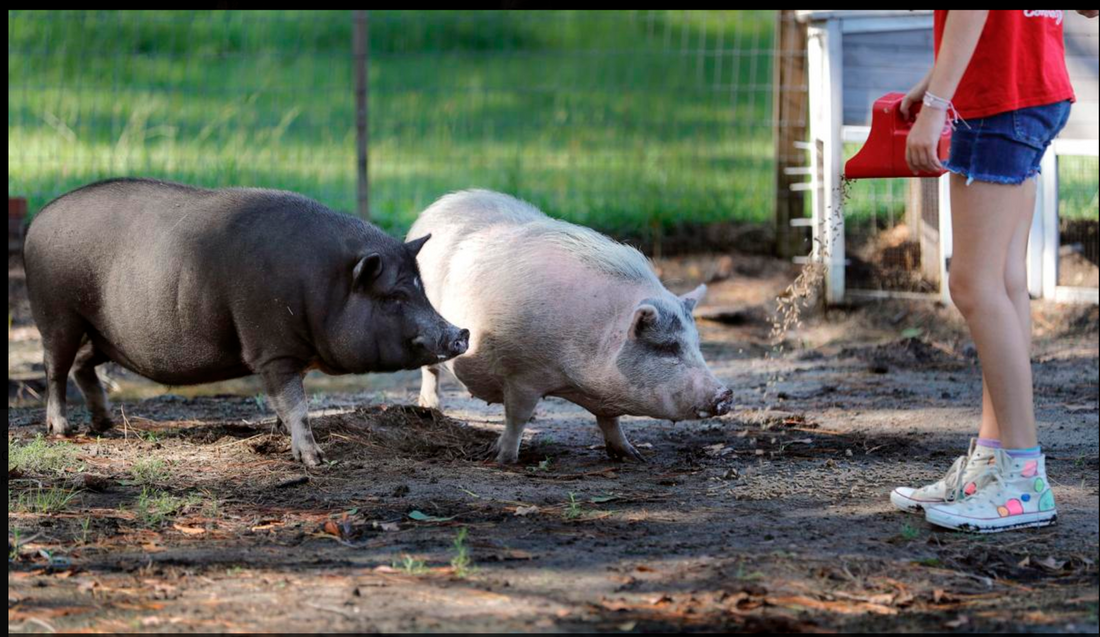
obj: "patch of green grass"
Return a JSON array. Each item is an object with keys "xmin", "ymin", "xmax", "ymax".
[
  {"xmin": 526, "ymin": 456, "xmax": 553, "ymax": 473},
  {"xmin": 138, "ymin": 429, "xmax": 161, "ymax": 443},
  {"xmin": 450, "ymin": 527, "xmax": 474, "ymax": 578},
  {"xmin": 393, "ymin": 554, "xmax": 429, "ymax": 575},
  {"xmin": 899, "ymin": 521, "xmax": 920, "ymax": 541},
  {"xmin": 130, "ymin": 458, "xmax": 171, "ymax": 485},
  {"xmin": 133, "ymin": 486, "xmax": 200, "ymax": 526},
  {"xmin": 13, "ymin": 486, "xmax": 82, "ymax": 514},
  {"xmin": 733, "ymin": 559, "xmax": 765, "ymax": 581},
  {"xmin": 8, "ymin": 435, "xmax": 82, "ymax": 475},
  {"xmin": 9, "ymin": 10, "xmax": 778, "ymax": 237},
  {"xmin": 563, "ymin": 492, "xmax": 583, "ymax": 520},
  {"xmin": 10, "ymin": 529, "xmax": 23, "ymax": 561},
  {"xmin": 79, "ymin": 517, "xmax": 93, "ymax": 544}
]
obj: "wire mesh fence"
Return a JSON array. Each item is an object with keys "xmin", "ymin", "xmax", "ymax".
[
  {"xmin": 1058, "ymin": 155, "xmax": 1100, "ymax": 288},
  {"xmin": 9, "ymin": 10, "xmax": 779, "ymax": 244}
]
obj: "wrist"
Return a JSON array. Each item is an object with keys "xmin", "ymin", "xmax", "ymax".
[{"xmin": 922, "ymin": 91, "xmax": 952, "ymax": 111}]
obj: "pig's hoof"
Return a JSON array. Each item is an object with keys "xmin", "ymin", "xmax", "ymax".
[
  {"xmin": 606, "ymin": 440, "xmax": 648, "ymax": 463},
  {"xmin": 490, "ymin": 439, "xmax": 520, "ymax": 465},
  {"xmin": 494, "ymin": 450, "xmax": 520, "ymax": 465},
  {"xmin": 47, "ymin": 416, "xmax": 76, "ymax": 437},
  {"xmin": 293, "ymin": 443, "xmax": 326, "ymax": 468},
  {"xmin": 418, "ymin": 394, "xmax": 440, "ymax": 410},
  {"xmin": 88, "ymin": 416, "xmax": 115, "ymax": 434}
]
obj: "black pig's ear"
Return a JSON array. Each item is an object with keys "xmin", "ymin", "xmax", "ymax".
[
  {"xmin": 352, "ymin": 253, "xmax": 383, "ymax": 290},
  {"xmin": 405, "ymin": 234, "xmax": 431, "ymax": 256}
]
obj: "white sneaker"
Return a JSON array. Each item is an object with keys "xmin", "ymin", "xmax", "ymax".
[
  {"xmin": 925, "ymin": 449, "xmax": 1057, "ymax": 533},
  {"xmin": 890, "ymin": 439, "xmax": 994, "ymax": 513}
]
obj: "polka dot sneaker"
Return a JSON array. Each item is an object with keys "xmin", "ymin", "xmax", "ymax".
[
  {"xmin": 924, "ymin": 449, "xmax": 1057, "ymax": 533},
  {"xmin": 890, "ymin": 439, "xmax": 994, "ymax": 514}
]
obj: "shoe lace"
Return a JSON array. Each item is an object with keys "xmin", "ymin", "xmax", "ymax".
[
  {"xmin": 948, "ymin": 449, "xmax": 1009, "ymax": 503},
  {"xmin": 942, "ymin": 439, "xmax": 978, "ymax": 503}
]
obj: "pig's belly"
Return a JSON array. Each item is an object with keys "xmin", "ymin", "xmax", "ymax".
[
  {"xmin": 452, "ymin": 355, "xmax": 505, "ymax": 405},
  {"xmin": 87, "ymin": 324, "xmax": 250, "ymax": 386}
]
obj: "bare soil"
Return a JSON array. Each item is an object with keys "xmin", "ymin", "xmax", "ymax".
[{"xmin": 8, "ymin": 252, "xmax": 1099, "ymax": 633}]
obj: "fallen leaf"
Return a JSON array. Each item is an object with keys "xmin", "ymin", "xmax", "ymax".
[
  {"xmin": 408, "ymin": 510, "xmax": 456, "ymax": 523},
  {"xmin": 173, "ymin": 523, "xmax": 206, "ymax": 536},
  {"xmin": 1033, "ymin": 556, "xmax": 1067, "ymax": 572},
  {"xmin": 322, "ymin": 520, "xmax": 341, "ymax": 537},
  {"xmin": 767, "ymin": 595, "xmax": 897, "ymax": 615},
  {"xmin": 515, "ymin": 506, "xmax": 539, "ymax": 517}
]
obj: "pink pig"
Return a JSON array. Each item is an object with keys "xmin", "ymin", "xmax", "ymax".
[{"xmin": 408, "ymin": 190, "xmax": 732, "ymax": 464}]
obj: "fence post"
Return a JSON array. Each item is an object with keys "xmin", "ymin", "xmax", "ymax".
[
  {"xmin": 773, "ymin": 10, "xmax": 809, "ymax": 260},
  {"xmin": 354, "ymin": 10, "xmax": 370, "ymax": 221}
]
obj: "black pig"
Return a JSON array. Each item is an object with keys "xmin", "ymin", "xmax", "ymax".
[{"xmin": 24, "ymin": 178, "xmax": 468, "ymax": 466}]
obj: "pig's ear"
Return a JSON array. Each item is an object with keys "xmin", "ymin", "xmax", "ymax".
[
  {"xmin": 352, "ymin": 253, "xmax": 384, "ymax": 290},
  {"xmin": 628, "ymin": 304, "xmax": 659, "ymax": 340},
  {"xmin": 680, "ymin": 284, "xmax": 707, "ymax": 312},
  {"xmin": 405, "ymin": 234, "xmax": 431, "ymax": 256}
]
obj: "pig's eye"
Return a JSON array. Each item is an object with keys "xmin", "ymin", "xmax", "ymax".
[
  {"xmin": 650, "ymin": 341, "xmax": 681, "ymax": 358},
  {"xmin": 387, "ymin": 291, "xmax": 410, "ymax": 304}
]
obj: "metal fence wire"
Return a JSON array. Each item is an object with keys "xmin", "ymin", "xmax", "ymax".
[
  {"xmin": 8, "ymin": 9, "xmax": 778, "ymax": 245},
  {"xmin": 9, "ymin": 10, "xmax": 1095, "ymax": 290}
]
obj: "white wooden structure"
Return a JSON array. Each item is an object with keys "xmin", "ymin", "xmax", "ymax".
[{"xmin": 797, "ymin": 10, "xmax": 1099, "ymax": 305}]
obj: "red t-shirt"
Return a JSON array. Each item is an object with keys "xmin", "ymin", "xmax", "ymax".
[{"xmin": 934, "ymin": 10, "xmax": 1076, "ymax": 119}]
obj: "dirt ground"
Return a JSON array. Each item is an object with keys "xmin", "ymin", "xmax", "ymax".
[{"xmin": 8, "ymin": 252, "xmax": 1100, "ymax": 633}]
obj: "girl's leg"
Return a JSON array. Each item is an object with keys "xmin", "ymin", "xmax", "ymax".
[
  {"xmin": 948, "ymin": 173, "xmax": 1038, "ymax": 449},
  {"xmin": 976, "ymin": 199, "xmax": 1035, "ymax": 441}
]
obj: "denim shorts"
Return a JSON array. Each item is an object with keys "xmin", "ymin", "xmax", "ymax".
[{"xmin": 943, "ymin": 100, "xmax": 1072, "ymax": 186}]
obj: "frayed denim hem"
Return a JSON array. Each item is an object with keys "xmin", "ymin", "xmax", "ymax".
[{"xmin": 943, "ymin": 163, "xmax": 1040, "ymax": 186}]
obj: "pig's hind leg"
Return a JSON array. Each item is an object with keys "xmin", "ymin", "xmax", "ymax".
[
  {"xmin": 260, "ymin": 365, "xmax": 324, "ymax": 467},
  {"xmin": 493, "ymin": 385, "xmax": 540, "ymax": 464},
  {"xmin": 39, "ymin": 315, "xmax": 85, "ymax": 436},
  {"xmin": 597, "ymin": 416, "xmax": 647, "ymax": 463},
  {"xmin": 71, "ymin": 340, "xmax": 115, "ymax": 433},
  {"xmin": 418, "ymin": 365, "xmax": 442, "ymax": 410}
]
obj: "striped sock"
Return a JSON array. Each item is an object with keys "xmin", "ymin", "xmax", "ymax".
[
  {"xmin": 1005, "ymin": 445, "xmax": 1041, "ymax": 459},
  {"xmin": 976, "ymin": 437, "xmax": 1001, "ymax": 450}
]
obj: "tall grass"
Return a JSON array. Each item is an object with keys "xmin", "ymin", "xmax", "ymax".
[{"xmin": 9, "ymin": 10, "xmax": 777, "ymax": 236}]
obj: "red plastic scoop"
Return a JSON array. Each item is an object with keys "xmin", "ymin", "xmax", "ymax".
[{"xmin": 844, "ymin": 92, "xmax": 951, "ymax": 179}]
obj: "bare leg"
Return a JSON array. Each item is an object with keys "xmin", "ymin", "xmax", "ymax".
[
  {"xmin": 494, "ymin": 385, "xmax": 539, "ymax": 464},
  {"xmin": 418, "ymin": 365, "xmax": 442, "ymax": 410},
  {"xmin": 260, "ymin": 364, "xmax": 323, "ymax": 467},
  {"xmin": 71, "ymin": 342, "xmax": 114, "ymax": 433},
  {"xmin": 949, "ymin": 174, "xmax": 1038, "ymax": 449},
  {"xmin": 977, "ymin": 205, "xmax": 1034, "ymax": 441},
  {"xmin": 596, "ymin": 416, "xmax": 646, "ymax": 463}
]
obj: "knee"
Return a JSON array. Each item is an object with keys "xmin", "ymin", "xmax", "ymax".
[
  {"xmin": 948, "ymin": 271, "xmax": 1001, "ymax": 319},
  {"xmin": 1004, "ymin": 266, "xmax": 1029, "ymax": 303}
]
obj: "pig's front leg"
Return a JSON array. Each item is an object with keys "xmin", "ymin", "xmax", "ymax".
[
  {"xmin": 418, "ymin": 364, "xmax": 442, "ymax": 410},
  {"xmin": 493, "ymin": 386, "xmax": 540, "ymax": 464},
  {"xmin": 260, "ymin": 366, "xmax": 324, "ymax": 467},
  {"xmin": 597, "ymin": 416, "xmax": 647, "ymax": 463}
]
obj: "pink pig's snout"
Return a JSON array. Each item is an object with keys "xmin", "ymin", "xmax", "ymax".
[{"xmin": 696, "ymin": 386, "xmax": 732, "ymax": 419}]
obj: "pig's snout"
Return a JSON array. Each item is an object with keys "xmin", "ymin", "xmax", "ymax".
[
  {"xmin": 696, "ymin": 387, "xmax": 733, "ymax": 419},
  {"xmin": 414, "ymin": 327, "xmax": 469, "ymax": 361},
  {"xmin": 446, "ymin": 328, "xmax": 470, "ymax": 358}
]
